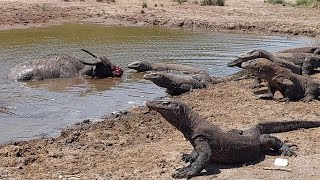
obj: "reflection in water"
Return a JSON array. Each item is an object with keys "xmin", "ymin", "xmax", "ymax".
[
  {"xmin": 26, "ymin": 77, "xmax": 124, "ymax": 96},
  {"xmin": 0, "ymin": 24, "xmax": 315, "ymax": 144}
]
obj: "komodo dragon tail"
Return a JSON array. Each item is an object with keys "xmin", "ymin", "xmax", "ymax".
[
  {"xmin": 257, "ymin": 120, "xmax": 320, "ymax": 134},
  {"xmin": 209, "ymin": 69, "xmax": 254, "ymax": 84}
]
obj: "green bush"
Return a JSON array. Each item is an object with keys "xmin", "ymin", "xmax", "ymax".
[
  {"xmin": 175, "ymin": 0, "xmax": 188, "ymax": 4},
  {"xmin": 142, "ymin": 1, "xmax": 148, "ymax": 8},
  {"xmin": 296, "ymin": 0, "xmax": 320, "ymax": 6},
  {"xmin": 201, "ymin": 0, "xmax": 225, "ymax": 6},
  {"xmin": 265, "ymin": 0, "xmax": 285, "ymax": 4}
]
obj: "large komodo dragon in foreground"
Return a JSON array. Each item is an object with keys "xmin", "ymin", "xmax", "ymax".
[
  {"xmin": 8, "ymin": 49, "xmax": 123, "ymax": 81},
  {"xmin": 146, "ymin": 99, "xmax": 320, "ymax": 179},
  {"xmin": 242, "ymin": 58, "xmax": 320, "ymax": 102},
  {"xmin": 144, "ymin": 70, "xmax": 252, "ymax": 96},
  {"xmin": 128, "ymin": 61, "xmax": 207, "ymax": 75}
]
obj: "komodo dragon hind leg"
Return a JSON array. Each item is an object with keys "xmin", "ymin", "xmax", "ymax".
[
  {"xmin": 301, "ymin": 58, "xmax": 313, "ymax": 75},
  {"xmin": 251, "ymin": 77, "xmax": 262, "ymax": 89},
  {"xmin": 256, "ymin": 85, "xmax": 276, "ymax": 100},
  {"xmin": 259, "ymin": 134, "xmax": 296, "ymax": 156},
  {"xmin": 173, "ymin": 136, "xmax": 211, "ymax": 179}
]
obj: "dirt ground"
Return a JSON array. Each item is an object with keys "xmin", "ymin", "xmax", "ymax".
[
  {"xmin": 0, "ymin": 0, "xmax": 320, "ymax": 36},
  {"xmin": 0, "ymin": 78, "xmax": 320, "ymax": 179},
  {"xmin": 0, "ymin": 0, "xmax": 320, "ymax": 179}
]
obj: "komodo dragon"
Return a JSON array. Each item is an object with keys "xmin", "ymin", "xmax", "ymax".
[
  {"xmin": 228, "ymin": 49, "xmax": 302, "ymax": 74},
  {"xmin": 146, "ymin": 99, "xmax": 320, "ymax": 179},
  {"xmin": 278, "ymin": 46, "xmax": 320, "ymax": 54},
  {"xmin": 144, "ymin": 70, "xmax": 253, "ymax": 96},
  {"xmin": 127, "ymin": 61, "xmax": 207, "ymax": 75},
  {"xmin": 241, "ymin": 58, "xmax": 320, "ymax": 102},
  {"xmin": 144, "ymin": 72, "xmax": 207, "ymax": 96},
  {"xmin": 228, "ymin": 49, "xmax": 320, "ymax": 75},
  {"xmin": 228, "ymin": 49, "xmax": 320, "ymax": 88}
]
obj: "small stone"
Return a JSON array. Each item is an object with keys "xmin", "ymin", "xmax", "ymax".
[{"xmin": 274, "ymin": 158, "xmax": 288, "ymax": 167}]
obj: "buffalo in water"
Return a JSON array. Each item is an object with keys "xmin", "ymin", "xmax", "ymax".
[{"xmin": 8, "ymin": 49, "xmax": 123, "ymax": 81}]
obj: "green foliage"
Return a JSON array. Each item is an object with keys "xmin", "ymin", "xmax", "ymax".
[
  {"xmin": 142, "ymin": 1, "xmax": 148, "ymax": 8},
  {"xmin": 175, "ymin": 0, "xmax": 188, "ymax": 4},
  {"xmin": 265, "ymin": 0, "xmax": 285, "ymax": 4},
  {"xmin": 296, "ymin": 0, "xmax": 320, "ymax": 6},
  {"xmin": 200, "ymin": 0, "xmax": 225, "ymax": 6}
]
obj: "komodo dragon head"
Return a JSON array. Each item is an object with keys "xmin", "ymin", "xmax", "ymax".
[
  {"xmin": 143, "ymin": 72, "xmax": 172, "ymax": 88},
  {"xmin": 241, "ymin": 58, "xmax": 281, "ymax": 79},
  {"xmin": 146, "ymin": 99, "xmax": 188, "ymax": 130},
  {"xmin": 127, "ymin": 61, "xmax": 152, "ymax": 72},
  {"xmin": 228, "ymin": 49, "xmax": 271, "ymax": 67}
]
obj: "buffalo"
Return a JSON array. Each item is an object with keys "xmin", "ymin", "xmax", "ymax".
[{"xmin": 8, "ymin": 49, "xmax": 123, "ymax": 81}]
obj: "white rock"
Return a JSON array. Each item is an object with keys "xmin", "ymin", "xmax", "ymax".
[{"xmin": 274, "ymin": 158, "xmax": 289, "ymax": 167}]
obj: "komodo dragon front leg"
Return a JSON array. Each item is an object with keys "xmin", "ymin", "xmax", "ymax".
[
  {"xmin": 173, "ymin": 136, "xmax": 211, "ymax": 179},
  {"xmin": 181, "ymin": 149, "xmax": 198, "ymax": 164},
  {"xmin": 181, "ymin": 129, "xmax": 243, "ymax": 164}
]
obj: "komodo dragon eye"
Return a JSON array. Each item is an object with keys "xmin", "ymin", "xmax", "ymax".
[{"xmin": 162, "ymin": 101, "xmax": 171, "ymax": 105}]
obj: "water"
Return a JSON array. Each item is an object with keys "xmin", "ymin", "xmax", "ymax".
[{"xmin": 0, "ymin": 24, "xmax": 314, "ymax": 144}]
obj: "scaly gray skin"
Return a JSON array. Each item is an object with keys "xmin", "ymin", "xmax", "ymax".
[
  {"xmin": 8, "ymin": 49, "xmax": 117, "ymax": 81},
  {"xmin": 227, "ymin": 49, "xmax": 320, "ymax": 88},
  {"xmin": 143, "ymin": 72, "xmax": 207, "ymax": 96},
  {"xmin": 228, "ymin": 49, "xmax": 302, "ymax": 74},
  {"xmin": 278, "ymin": 46, "xmax": 320, "ymax": 54},
  {"xmin": 242, "ymin": 58, "xmax": 320, "ymax": 102},
  {"xmin": 228, "ymin": 49, "xmax": 320, "ymax": 75},
  {"xmin": 127, "ymin": 61, "xmax": 207, "ymax": 75},
  {"xmin": 273, "ymin": 52, "xmax": 320, "ymax": 75},
  {"xmin": 146, "ymin": 99, "xmax": 320, "ymax": 179},
  {"xmin": 143, "ymin": 70, "xmax": 254, "ymax": 96}
]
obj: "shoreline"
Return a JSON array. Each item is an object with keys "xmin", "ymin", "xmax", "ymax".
[
  {"xmin": 1, "ymin": 79, "xmax": 319, "ymax": 179},
  {"xmin": 0, "ymin": 0, "xmax": 320, "ymax": 38}
]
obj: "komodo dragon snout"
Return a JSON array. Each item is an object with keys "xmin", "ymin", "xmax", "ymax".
[
  {"xmin": 127, "ymin": 61, "xmax": 150, "ymax": 71},
  {"xmin": 146, "ymin": 99, "xmax": 180, "ymax": 112},
  {"xmin": 228, "ymin": 49, "xmax": 266, "ymax": 67},
  {"xmin": 241, "ymin": 58, "xmax": 273, "ymax": 68}
]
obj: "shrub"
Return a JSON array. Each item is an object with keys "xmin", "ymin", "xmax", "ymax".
[
  {"xmin": 296, "ymin": 0, "xmax": 320, "ymax": 6},
  {"xmin": 175, "ymin": 0, "xmax": 188, "ymax": 4},
  {"xmin": 265, "ymin": 0, "xmax": 286, "ymax": 4},
  {"xmin": 200, "ymin": 0, "xmax": 225, "ymax": 6},
  {"xmin": 142, "ymin": 1, "xmax": 148, "ymax": 8}
]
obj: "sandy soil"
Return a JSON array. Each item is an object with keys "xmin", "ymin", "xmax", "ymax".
[
  {"xmin": 0, "ymin": 0, "xmax": 320, "ymax": 36},
  {"xmin": 1, "ymin": 0, "xmax": 320, "ymax": 179},
  {"xmin": 0, "ymin": 77, "xmax": 319, "ymax": 179}
]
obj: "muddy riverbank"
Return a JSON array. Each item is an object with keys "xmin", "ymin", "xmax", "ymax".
[
  {"xmin": 1, "ymin": 78, "xmax": 319, "ymax": 179},
  {"xmin": 0, "ymin": 0, "xmax": 320, "ymax": 37}
]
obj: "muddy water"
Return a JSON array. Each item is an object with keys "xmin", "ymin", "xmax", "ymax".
[{"xmin": 0, "ymin": 24, "xmax": 314, "ymax": 144}]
